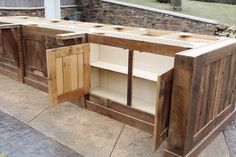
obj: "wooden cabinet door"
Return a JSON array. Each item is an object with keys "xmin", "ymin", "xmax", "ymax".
[
  {"xmin": 46, "ymin": 43, "xmax": 90, "ymax": 105},
  {"xmin": 153, "ymin": 69, "xmax": 174, "ymax": 151}
]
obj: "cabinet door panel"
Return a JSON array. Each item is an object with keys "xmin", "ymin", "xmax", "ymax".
[
  {"xmin": 47, "ymin": 43, "xmax": 90, "ymax": 105},
  {"xmin": 153, "ymin": 69, "xmax": 173, "ymax": 151}
]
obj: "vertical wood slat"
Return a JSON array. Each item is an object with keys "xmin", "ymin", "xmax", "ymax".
[
  {"xmin": 229, "ymin": 53, "xmax": 236, "ymax": 105},
  {"xmin": 197, "ymin": 66, "xmax": 209, "ymax": 131},
  {"xmin": 206, "ymin": 61, "xmax": 220, "ymax": 123},
  {"xmin": 56, "ymin": 57, "xmax": 63, "ymax": 95},
  {"xmin": 193, "ymin": 64, "xmax": 205, "ymax": 134},
  {"xmin": 83, "ymin": 44, "xmax": 90, "ymax": 91},
  {"xmin": 213, "ymin": 58, "xmax": 226, "ymax": 118},
  {"xmin": 220, "ymin": 55, "xmax": 232, "ymax": 111},
  {"xmin": 127, "ymin": 50, "xmax": 134, "ymax": 106},
  {"xmin": 47, "ymin": 50, "xmax": 57, "ymax": 105},
  {"xmin": 78, "ymin": 53, "xmax": 84, "ymax": 88},
  {"xmin": 63, "ymin": 56, "xmax": 71, "ymax": 93},
  {"xmin": 70, "ymin": 54, "xmax": 78, "ymax": 90}
]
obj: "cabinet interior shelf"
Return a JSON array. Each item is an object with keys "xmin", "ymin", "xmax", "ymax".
[
  {"xmin": 90, "ymin": 61, "xmax": 158, "ymax": 82},
  {"xmin": 91, "ymin": 86, "xmax": 155, "ymax": 114}
]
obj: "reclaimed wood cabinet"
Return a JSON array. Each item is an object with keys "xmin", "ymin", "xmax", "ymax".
[{"xmin": 0, "ymin": 16, "xmax": 235, "ymax": 157}]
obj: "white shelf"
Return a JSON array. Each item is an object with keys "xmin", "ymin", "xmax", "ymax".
[
  {"xmin": 91, "ymin": 86, "xmax": 155, "ymax": 114},
  {"xmin": 90, "ymin": 61, "xmax": 158, "ymax": 82}
]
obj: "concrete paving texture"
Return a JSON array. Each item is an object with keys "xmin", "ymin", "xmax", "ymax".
[{"xmin": 0, "ymin": 74, "xmax": 235, "ymax": 157}]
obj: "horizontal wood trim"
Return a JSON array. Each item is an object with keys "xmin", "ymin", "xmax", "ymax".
[
  {"xmin": 25, "ymin": 71, "xmax": 48, "ymax": 85},
  {"xmin": 89, "ymin": 94, "xmax": 155, "ymax": 124},
  {"xmin": 88, "ymin": 34, "xmax": 188, "ymax": 57},
  {"xmin": 22, "ymin": 25, "xmax": 71, "ymax": 38},
  {"xmin": 0, "ymin": 24, "xmax": 20, "ymax": 29},
  {"xmin": 0, "ymin": 62, "xmax": 18, "ymax": 73},
  {"xmin": 193, "ymin": 104, "xmax": 235, "ymax": 144},
  {"xmin": 186, "ymin": 110, "xmax": 236, "ymax": 157},
  {"xmin": 0, "ymin": 66, "xmax": 18, "ymax": 80},
  {"xmin": 57, "ymin": 88, "xmax": 89, "ymax": 104},
  {"xmin": 24, "ymin": 77, "xmax": 48, "ymax": 93},
  {"xmin": 86, "ymin": 100, "xmax": 154, "ymax": 134}
]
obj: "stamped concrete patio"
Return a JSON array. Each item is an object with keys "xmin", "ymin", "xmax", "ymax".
[{"xmin": 0, "ymin": 73, "xmax": 234, "ymax": 157}]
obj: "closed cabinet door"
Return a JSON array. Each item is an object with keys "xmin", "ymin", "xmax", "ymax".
[
  {"xmin": 44, "ymin": 0, "xmax": 61, "ymax": 19},
  {"xmin": 47, "ymin": 43, "xmax": 90, "ymax": 105}
]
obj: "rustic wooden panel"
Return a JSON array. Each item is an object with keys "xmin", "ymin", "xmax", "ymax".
[
  {"xmin": 153, "ymin": 69, "xmax": 173, "ymax": 151},
  {"xmin": 47, "ymin": 44, "xmax": 90, "ymax": 105},
  {"xmin": 165, "ymin": 40, "xmax": 236, "ymax": 157},
  {"xmin": 23, "ymin": 33, "xmax": 47, "ymax": 77}
]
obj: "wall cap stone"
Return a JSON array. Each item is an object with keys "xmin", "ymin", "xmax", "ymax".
[
  {"xmin": 0, "ymin": 5, "xmax": 77, "ymax": 11},
  {"xmin": 102, "ymin": 0, "xmax": 218, "ymax": 24},
  {"xmin": 0, "ymin": 7, "xmax": 45, "ymax": 10}
]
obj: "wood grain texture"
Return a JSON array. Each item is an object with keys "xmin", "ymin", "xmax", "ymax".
[
  {"xmin": 127, "ymin": 50, "xmax": 133, "ymax": 106},
  {"xmin": 165, "ymin": 40, "xmax": 236, "ymax": 157},
  {"xmin": 153, "ymin": 69, "xmax": 173, "ymax": 151},
  {"xmin": 88, "ymin": 34, "xmax": 188, "ymax": 57},
  {"xmin": 47, "ymin": 44, "xmax": 90, "ymax": 105}
]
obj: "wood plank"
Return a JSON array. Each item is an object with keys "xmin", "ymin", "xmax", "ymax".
[
  {"xmin": 56, "ymin": 57, "xmax": 63, "ymax": 95},
  {"xmin": 194, "ymin": 103, "xmax": 235, "ymax": 145},
  {"xmin": 70, "ymin": 54, "xmax": 78, "ymax": 91},
  {"xmin": 62, "ymin": 55, "xmax": 71, "ymax": 93},
  {"xmin": 164, "ymin": 110, "xmax": 236, "ymax": 157},
  {"xmin": 56, "ymin": 32, "xmax": 85, "ymax": 40},
  {"xmin": 220, "ymin": 55, "xmax": 232, "ymax": 111},
  {"xmin": 0, "ymin": 24, "xmax": 20, "ymax": 29},
  {"xmin": 47, "ymin": 50, "xmax": 57, "ymax": 105},
  {"xmin": 193, "ymin": 64, "xmax": 205, "ymax": 134},
  {"xmin": 88, "ymin": 34, "xmax": 189, "ymax": 57},
  {"xmin": 2, "ymin": 28, "xmax": 20, "ymax": 67},
  {"xmin": 153, "ymin": 69, "xmax": 173, "ymax": 151},
  {"xmin": 90, "ymin": 61, "xmax": 159, "ymax": 81},
  {"xmin": 16, "ymin": 26, "xmax": 25, "ymax": 83},
  {"xmin": 229, "ymin": 53, "xmax": 236, "ymax": 105},
  {"xmin": 83, "ymin": 43, "xmax": 90, "ymax": 92},
  {"xmin": 24, "ymin": 77, "xmax": 48, "ymax": 93},
  {"xmin": 127, "ymin": 50, "xmax": 133, "ymax": 106},
  {"xmin": 213, "ymin": 58, "xmax": 226, "ymax": 117},
  {"xmin": 22, "ymin": 25, "xmax": 70, "ymax": 38},
  {"xmin": 78, "ymin": 53, "xmax": 84, "ymax": 88},
  {"xmin": 89, "ymin": 94, "xmax": 154, "ymax": 124},
  {"xmin": 206, "ymin": 62, "xmax": 220, "ymax": 123},
  {"xmin": 197, "ymin": 66, "xmax": 210, "ymax": 131},
  {"xmin": 86, "ymin": 100, "xmax": 154, "ymax": 134}
]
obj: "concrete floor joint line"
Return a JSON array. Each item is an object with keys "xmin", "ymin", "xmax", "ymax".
[
  {"xmin": 223, "ymin": 131, "xmax": 232, "ymax": 157},
  {"xmin": 109, "ymin": 124, "xmax": 125, "ymax": 157},
  {"xmin": 27, "ymin": 105, "xmax": 49, "ymax": 124}
]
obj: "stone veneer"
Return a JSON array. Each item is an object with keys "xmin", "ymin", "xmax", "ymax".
[
  {"xmin": 78, "ymin": 0, "xmax": 218, "ymax": 35},
  {"xmin": 0, "ymin": 8, "xmax": 44, "ymax": 17},
  {"xmin": 0, "ymin": 6, "xmax": 78, "ymax": 19}
]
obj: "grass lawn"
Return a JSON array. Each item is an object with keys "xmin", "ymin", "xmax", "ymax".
[{"xmin": 117, "ymin": 0, "xmax": 236, "ymax": 25}]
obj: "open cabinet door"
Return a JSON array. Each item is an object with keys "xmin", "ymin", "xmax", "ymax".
[
  {"xmin": 153, "ymin": 69, "xmax": 174, "ymax": 151},
  {"xmin": 47, "ymin": 43, "xmax": 90, "ymax": 105}
]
